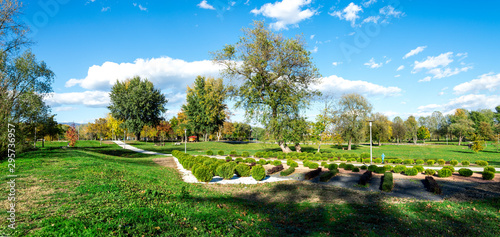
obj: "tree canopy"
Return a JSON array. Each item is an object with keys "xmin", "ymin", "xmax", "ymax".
[
  {"xmin": 212, "ymin": 21, "xmax": 321, "ymax": 152},
  {"xmin": 336, "ymin": 93, "xmax": 372, "ymax": 150},
  {"xmin": 108, "ymin": 76, "xmax": 167, "ymax": 141}
]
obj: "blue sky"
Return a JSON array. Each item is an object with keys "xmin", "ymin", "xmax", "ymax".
[{"xmin": 22, "ymin": 0, "xmax": 500, "ymax": 124}]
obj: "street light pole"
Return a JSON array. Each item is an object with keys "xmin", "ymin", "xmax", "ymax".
[
  {"xmin": 184, "ymin": 129, "xmax": 187, "ymax": 153},
  {"xmin": 369, "ymin": 120, "xmax": 373, "ymax": 165}
]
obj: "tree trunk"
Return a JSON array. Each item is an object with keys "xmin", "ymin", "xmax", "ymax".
[
  {"xmin": 135, "ymin": 133, "xmax": 141, "ymax": 141},
  {"xmin": 278, "ymin": 141, "xmax": 292, "ymax": 153},
  {"xmin": 347, "ymin": 137, "xmax": 352, "ymax": 150},
  {"xmin": 413, "ymin": 136, "xmax": 417, "ymax": 145},
  {"xmin": 317, "ymin": 141, "xmax": 321, "ymax": 153},
  {"xmin": 378, "ymin": 138, "xmax": 381, "ymax": 146},
  {"xmin": 458, "ymin": 136, "xmax": 462, "ymax": 146},
  {"xmin": 295, "ymin": 143, "xmax": 302, "ymax": 153}
]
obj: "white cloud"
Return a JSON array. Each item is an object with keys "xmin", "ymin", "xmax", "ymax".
[
  {"xmin": 418, "ymin": 94, "xmax": 500, "ymax": 114},
  {"xmin": 330, "ymin": 2, "xmax": 363, "ymax": 27},
  {"xmin": 379, "ymin": 5, "xmax": 403, "ymax": 18},
  {"xmin": 311, "ymin": 46, "xmax": 318, "ymax": 53},
  {"xmin": 413, "ymin": 52, "xmax": 453, "ymax": 72},
  {"xmin": 197, "ymin": 0, "xmax": 215, "ymax": 10},
  {"xmin": 418, "ymin": 76, "xmax": 432, "ymax": 82},
  {"xmin": 332, "ymin": 62, "xmax": 342, "ymax": 66},
  {"xmin": 133, "ymin": 3, "xmax": 147, "ymax": 11},
  {"xmin": 362, "ymin": 0, "xmax": 377, "ymax": 8},
  {"xmin": 313, "ymin": 75, "xmax": 402, "ymax": 97},
  {"xmin": 397, "ymin": 65, "xmax": 404, "ymax": 71},
  {"xmin": 310, "ymin": 34, "xmax": 315, "ymax": 39},
  {"xmin": 362, "ymin": 16, "xmax": 380, "ymax": 24},
  {"xmin": 65, "ymin": 56, "xmax": 224, "ymax": 91},
  {"xmin": 403, "ymin": 46, "xmax": 426, "ymax": 59},
  {"xmin": 54, "ymin": 107, "xmax": 76, "ymax": 112},
  {"xmin": 364, "ymin": 58, "xmax": 383, "ymax": 69},
  {"xmin": 101, "ymin": 7, "xmax": 110, "ymax": 12},
  {"xmin": 394, "ymin": 74, "xmax": 400, "ymax": 78},
  {"xmin": 428, "ymin": 66, "xmax": 472, "ymax": 79},
  {"xmin": 438, "ymin": 92, "xmax": 445, "ymax": 96},
  {"xmin": 44, "ymin": 91, "xmax": 111, "ymax": 108},
  {"xmin": 453, "ymin": 72, "xmax": 500, "ymax": 94},
  {"xmin": 251, "ymin": 0, "xmax": 317, "ymax": 30}
]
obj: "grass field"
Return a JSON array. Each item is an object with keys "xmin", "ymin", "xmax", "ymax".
[
  {"xmin": 129, "ymin": 140, "xmax": 500, "ymax": 166},
  {"xmin": 3, "ymin": 140, "xmax": 500, "ymax": 236}
]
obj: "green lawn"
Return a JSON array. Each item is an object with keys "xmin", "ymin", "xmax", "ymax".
[
  {"xmin": 2, "ymin": 140, "xmax": 500, "ymax": 236},
  {"xmin": 131, "ymin": 140, "xmax": 500, "ymax": 166}
]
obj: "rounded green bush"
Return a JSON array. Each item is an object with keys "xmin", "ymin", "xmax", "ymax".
[
  {"xmin": 321, "ymin": 161, "xmax": 327, "ymax": 167},
  {"xmin": 482, "ymin": 171, "xmax": 495, "ymax": 180},
  {"xmin": 342, "ymin": 153, "xmax": 350, "ymax": 158},
  {"xmin": 426, "ymin": 160, "xmax": 435, "ymax": 165},
  {"xmin": 217, "ymin": 162, "xmax": 236, "ymax": 179},
  {"xmin": 458, "ymin": 168, "xmax": 473, "ymax": 177},
  {"xmin": 339, "ymin": 163, "xmax": 347, "ymax": 169},
  {"xmin": 235, "ymin": 163, "xmax": 251, "ymax": 177},
  {"xmin": 206, "ymin": 150, "xmax": 214, "ymax": 156},
  {"xmin": 193, "ymin": 165, "xmax": 214, "ymax": 182},
  {"xmin": 442, "ymin": 166, "xmax": 455, "ymax": 173},
  {"xmin": 192, "ymin": 163, "xmax": 201, "ymax": 174},
  {"xmin": 368, "ymin": 165, "xmax": 378, "ymax": 172},
  {"xmin": 475, "ymin": 160, "xmax": 488, "ymax": 166},
  {"xmin": 327, "ymin": 163, "xmax": 339, "ymax": 170},
  {"xmin": 414, "ymin": 165, "xmax": 424, "ymax": 173},
  {"xmin": 393, "ymin": 159, "xmax": 403, "ymax": 164},
  {"xmin": 308, "ymin": 162, "xmax": 319, "ymax": 169},
  {"xmin": 461, "ymin": 160, "xmax": 470, "ymax": 166},
  {"xmin": 424, "ymin": 169, "xmax": 436, "ymax": 176},
  {"xmin": 345, "ymin": 164, "xmax": 355, "ymax": 170},
  {"xmin": 350, "ymin": 153, "xmax": 359, "ymax": 158},
  {"xmin": 254, "ymin": 152, "xmax": 262, "ymax": 158},
  {"xmin": 242, "ymin": 151, "xmax": 250, "ymax": 157},
  {"xmin": 415, "ymin": 159, "xmax": 424, "ymax": 165},
  {"xmin": 218, "ymin": 150, "xmax": 225, "ymax": 156},
  {"xmin": 383, "ymin": 165, "xmax": 393, "ymax": 172},
  {"xmin": 374, "ymin": 167, "xmax": 386, "ymax": 174},
  {"xmin": 484, "ymin": 166, "xmax": 496, "ymax": 173},
  {"xmin": 257, "ymin": 159, "xmax": 266, "ymax": 165},
  {"xmin": 230, "ymin": 150, "xmax": 237, "ymax": 156},
  {"xmin": 363, "ymin": 158, "xmax": 371, "ymax": 163},
  {"xmin": 374, "ymin": 158, "xmax": 382, "ymax": 163},
  {"xmin": 450, "ymin": 160, "xmax": 458, "ymax": 166},
  {"xmin": 360, "ymin": 165, "xmax": 368, "ymax": 170},
  {"xmin": 235, "ymin": 157, "xmax": 244, "ymax": 162},
  {"xmin": 403, "ymin": 159, "xmax": 414, "ymax": 165},
  {"xmin": 404, "ymin": 168, "xmax": 418, "ymax": 176},
  {"xmin": 393, "ymin": 165, "xmax": 407, "ymax": 173},
  {"xmin": 437, "ymin": 168, "xmax": 452, "ymax": 178},
  {"xmin": 360, "ymin": 152, "xmax": 370, "ymax": 158},
  {"xmin": 287, "ymin": 159, "xmax": 299, "ymax": 168},
  {"xmin": 437, "ymin": 159, "xmax": 445, "ymax": 165},
  {"xmin": 245, "ymin": 158, "xmax": 256, "ymax": 163},
  {"xmin": 251, "ymin": 165, "xmax": 266, "ymax": 181},
  {"xmin": 352, "ymin": 167, "xmax": 360, "ymax": 172},
  {"xmin": 340, "ymin": 158, "xmax": 347, "ymax": 161},
  {"xmin": 272, "ymin": 160, "xmax": 282, "ymax": 166}
]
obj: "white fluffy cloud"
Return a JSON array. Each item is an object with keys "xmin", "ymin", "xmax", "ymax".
[
  {"xmin": 453, "ymin": 72, "xmax": 500, "ymax": 94},
  {"xmin": 362, "ymin": 16, "xmax": 380, "ymax": 24},
  {"xmin": 197, "ymin": 0, "xmax": 215, "ymax": 10},
  {"xmin": 403, "ymin": 46, "xmax": 426, "ymax": 59},
  {"xmin": 364, "ymin": 58, "xmax": 382, "ymax": 69},
  {"xmin": 428, "ymin": 66, "xmax": 472, "ymax": 79},
  {"xmin": 65, "ymin": 56, "xmax": 224, "ymax": 91},
  {"xmin": 418, "ymin": 94, "xmax": 500, "ymax": 114},
  {"xmin": 44, "ymin": 91, "xmax": 111, "ymax": 108},
  {"xmin": 251, "ymin": 0, "xmax": 316, "ymax": 30},
  {"xmin": 413, "ymin": 52, "xmax": 453, "ymax": 71},
  {"xmin": 362, "ymin": 0, "xmax": 377, "ymax": 8},
  {"xmin": 133, "ymin": 3, "xmax": 147, "ymax": 11},
  {"xmin": 330, "ymin": 2, "xmax": 362, "ymax": 27},
  {"xmin": 312, "ymin": 75, "xmax": 401, "ymax": 97},
  {"xmin": 310, "ymin": 46, "xmax": 318, "ymax": 53},
  {"xmin": 397, "ymin": 65, "xmax": 404, "ymax": 71},
  {"xmin": 379, "ymin": 5, "xmax": 403, "ymax": 18}
]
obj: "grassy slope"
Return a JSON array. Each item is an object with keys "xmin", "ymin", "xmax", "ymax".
[
  {"xmin": 132, "ymin": 141, "xmax": 500, "ymax": 166},
  {"xmin": 2, "ymin": 141, "xmax": 499, "ymax": 236}
]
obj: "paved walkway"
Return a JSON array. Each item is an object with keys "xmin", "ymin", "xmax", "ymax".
[{"xmin": 113, "ymin": 141, "xmax": 171, "ymax": 156}]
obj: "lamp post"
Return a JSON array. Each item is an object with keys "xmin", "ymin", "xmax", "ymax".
[
  {"xmin": 369, "ymin": 120, "xmax": 373, "ymax": 165},
  {"xmin": 184, "ymin": 129, "xmax": 187, "ymax": 153}
]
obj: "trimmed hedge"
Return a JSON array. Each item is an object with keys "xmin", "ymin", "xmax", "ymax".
[
  {"xmin": 245, "ymin": 158, "xmax": 256, "ymax": 164},
  {"xmin": 344, "ymin": 164, "xmax": 355, "ymax": 170},
  {"xmin": 424, "ymin": 169, "xmax": 436, "ymax": 176},
  {"xmin": 426, "ymin": 160, "xmax": 435, "ymax": 165},
  {"xmin": 403, "ymin": 159, "xmax": 414, "ymax": 165},
  {"xmin": 218, "ymin": 150, "xmax": 224, "ymax": 156},
  {"xmin": 242, "ymin": 151, "xmax": 250, "ymax": 158},
  {"xmin": 368, "ymin": 165, "xmax": 378, "ymax": 172},
  {"xmin": 482, "ymin": 171, "xmax": 495, "ymax": 180},
  {"xmin": 393, "ymin": 165, "xmax": 406, "ymax": 173},
  {"xmin": 450, "ymin": 160, "xmax": 458, "ymax": 166},
  {"xmin": 415, "ymin": 159, "xmax": 424, "ymax": 165},
  {"xmin": 476, "ymin": 160, "xmax": 488, "ymax": 166},
  {"xmin": 327, "ymin": 163, "xmax": 339, "ymax": 170},
  {"xmin": 374, "ymin": 167, "xmax": 386, "ymax": 174},
  {"xmin": 381, "ymin": 172, "xmax": 394, "ymax": 192},
  {"xmin": 206, "ymin": 150, "xmax": 214, "ymax": 156},
  {"xmin": 461, "ymin": 160, "xmax": 470, "ymax": 166},
  {"xmin": 425, "ymin": 176, "xmax": 441, "ymax": 194},
  {"xmin": 374, "ymin": 158, "xmax": 382, "ymax": 164},
  {"xmin": 437, "ymin": 159, "xmax": 445, "ymax": 165},
  {"xmin": 230, "ymin": 150, "xmax": 238, "ymax": 156},
  {"xmin": 383, "ymin": 165, "xmax": 393, "ymax": 172},
  {"xmin": 251, "ymin": 165, "xmax": 266, "ymax": 181},
  {"xmin": 235, "ymin": 164, "xmax": 251, "ymax": 177},
  {"xmin": 358, "ymin": 171, "xmax": 372, "ymax": 185},
  {"xmin": 442, "ymin": 166, "xmax": 455, "ymax": 173},
  {"xmin": 414, "ymin": 165, "xmax": 424, "ymax": 173},
  {"xmin": 193, "ymin": 165, "xmax": 214, "ymax": 182},
  {"xmin": 352, "ymin": 167, "xmax": 360, "ymax": 172},
  {"xmin": 458, "ymin": 168, "xmax": 473, "ymax": 177},
  {"xmin": 304, "ymin": 161, "xmax": 319, "ymax": 169},
  {"xmin": 235, "ymin": 157, "xmax": 243, "ymax": 162},
  {"xmin": 305, "ymin": 168, "xmax": 322, "ymax": 180},
  {"xmin": 404, "ymin": 168, "xmax": 418, "ymax": 176},
  {"xmin": 272, "ymin": 160, "xmax": 282, "ymax": 166},
  {"xmin": 360, "ymin": 165, "xmax": 368, "ymax": 170},
  {"xmin": 484, "ymin": 166, "xmax": 496, "ymax": 173},
  {"xmin": 280, "ymin": 166, "xmax": 296, "ymax": 176},
  {"xmin": 287, "ymin": 159, "xmax": 299, "ymax": 168},
  {"xmin": 257, "ymin": 159, "xmax": 266, "ymax": 165},
  {"xmin": 437, "ymin": 168, "xmax": 452, "ymax": 178},
  {"xmin": 319, "ymin": 170, "xmax": 337, "ymax": 182},
  {"xmin": 217, "ymin": 162, "xmax": 237, "ymax": 179}
]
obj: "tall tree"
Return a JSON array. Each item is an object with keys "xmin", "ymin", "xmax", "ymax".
[
  {"xmin": 212, "ymin": 21, "xmax": 321, "ymax": 153},
  {"xmin": 404, "ymin": 115, "xmax": 418, "ymax": 144},
  {"xmin": 336, "ymin": 93, "xmax": 372, "ymax": 150},
  {"xmin": 106, "ymin": 113, "xmax": 123, "ymax": 140},
  {"xmin": 392, "ymin": 116, "xmax": 406, "ymax": 144},
  {"xmin": 430, "ymin": 111, "xmax": 447, "ymax": 141},
  {"xmin": 417, "ymin": 126, "xmax": 431, "ymax": 143},
  {"xmin": 370, "ymin": 113, "xmax": 392, "ymax": 146},
  {"xmin": 449, "ymin": 109, "xmax": 474, "ymax": 146},
  {"xmin": 108, "ymin": 76, "xmax": 167, "ymax": 141},
  {"xmin": 156, "ymin": 121, "xmax": 172, "ymax": 143}
]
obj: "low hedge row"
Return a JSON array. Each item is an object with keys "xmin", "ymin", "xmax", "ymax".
[
  {"xmin": 319, "ymin": 169, "xmax": 339, "ymax": 182},
  {"xmin": 381, "ymin": 172, "xmax": 394, "ymax": 192},
  {"xmin": 280, "ymin": 166, "xmax": 295, "ymax": 176}
]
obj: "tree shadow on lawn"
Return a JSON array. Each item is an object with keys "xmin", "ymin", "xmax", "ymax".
[{"xmin": 328, "ymin": 145, "xmax": 362, "ymax": 151}]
